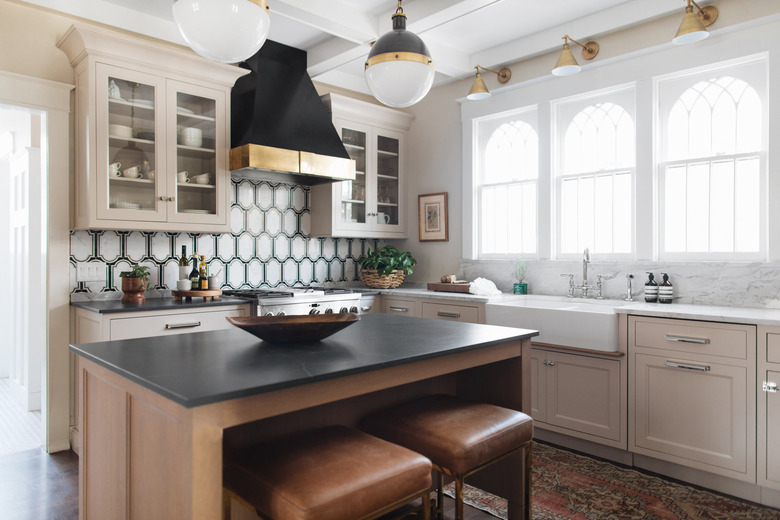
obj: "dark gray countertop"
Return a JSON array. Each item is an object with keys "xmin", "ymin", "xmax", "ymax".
[
  {"xmin": 69, "ymin": 313, "xmax": 537, "ymax": 408},
  {"xmin": 70, "ymin": 296, "xmax": 251, "ymax": 314}
]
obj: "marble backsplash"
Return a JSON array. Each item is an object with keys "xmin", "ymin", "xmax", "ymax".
[
  {"xmin": 460, "ymin": 259, "xmax": 780, "ymax": 309},
  {"xmin": 70, "ymin": 179, "xmax": 381, "ymax": 301}
]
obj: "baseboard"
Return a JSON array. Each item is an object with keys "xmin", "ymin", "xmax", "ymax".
[
  {"xmin": 534, "ymin": 429, "xmax": 633, "ymax": 466},
  {"xmin": 46, "ymin": 438, "xmax": 71, "ymax": 454},
  {"xmin": 69, "ymin": 427, "xmax": 80, "ymax": 456}
]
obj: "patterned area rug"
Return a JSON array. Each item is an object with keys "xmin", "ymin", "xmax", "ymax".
[{"xmin": 445, "ymin": 442, "xmax": 780, "ymax": 519}]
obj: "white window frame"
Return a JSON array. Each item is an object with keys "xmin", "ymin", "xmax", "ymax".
[
  {"xmin": 474, "ymin": 106, "xmax": 539, "ymax": 259},
  {"xmin": 655, "ymin": 55, "xmax": 769, "ymax": 261},
  {"xmin": 552, "ymin": 85, "xmax": 636, "ymax": 261}
]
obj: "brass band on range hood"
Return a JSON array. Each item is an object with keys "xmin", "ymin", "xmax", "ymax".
[{"xmin": 230, "ymin": 144, "xmax": 356, "ymax": 184}]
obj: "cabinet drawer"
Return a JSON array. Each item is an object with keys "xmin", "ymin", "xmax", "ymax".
[
  {"xmin": 631, "ymin": 316, "xmax": 752, "ymax": 360},
  {"xmin": 767, "ymin": 334, "xmax": 780, "ymax": 364},
  {"xmin": 383, "ymin": 297, "xmax": 419, "ymax": 317},
  {"xmin": 109, "ymin": 308, "xmax": 245, "ymax": 340},
  {"xmin": 421, "ymin": 302, "xmax": 480, "ymax": 323}
]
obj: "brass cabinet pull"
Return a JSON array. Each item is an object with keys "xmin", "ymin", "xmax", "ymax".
[
  {"xmin": 437, "ymin": 311, "xmax": 460, "ymax": 318},
  {"xmin": 388, "ymin": 306, "xmax": 408, "ymax": 312},
  {"xmin": 665, "ymin": 360, "xmax": 711, "ymax": 372},
  {"xmin": 664, "ymin": 334, "xmax": 710, "ymax": 344},
  {"xmin": 165, "ymin": 321, "xmax": 202, "ymax": 329}
]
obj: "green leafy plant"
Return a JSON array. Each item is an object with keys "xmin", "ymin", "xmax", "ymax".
[
  {"xmin": 514, "ymin": 257, "xmax": 527, "ymax": 282},
  {"xmin": 359, "ymin": 245, "xmax": 416, "ymax": 277},
  {"xmin": 119, "ymin": 264, "xmax": 151, "ymax": 285}
]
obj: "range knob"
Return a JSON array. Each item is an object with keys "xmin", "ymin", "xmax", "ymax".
[
  {"xmin": 309, "ymin": 309, "xmax": 320, "ymax": 315},
  {"xmin": 350, "ymin": 306, "xmax": 359, "ymax": 313},
  {"xmin": 324, "ymin": 308, "xmax": 333, "ymax": 314},
  {"xmin": 265, "ymin": 312, "xmax": 274, "ymax": 316},
  {"xmin": 339, "ymin": 307, "xmax": 349, "ymax": 314},
  {"xmin": 277, "ymin": 311, "xmax": 286, "ymax": 316}
]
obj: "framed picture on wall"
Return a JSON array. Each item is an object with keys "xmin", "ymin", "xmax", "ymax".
[{"xmin": 418, "ymin": 192, "xmax": 448, "ymax": 242}]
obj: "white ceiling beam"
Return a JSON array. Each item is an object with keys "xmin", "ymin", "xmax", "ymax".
[
  {"xmin": 402, "ymin": 0, "xmax": 504, "ymax": 34},
  {"xmin": 470, "ymin": 0, "xmax": 685, "ymax": 71},
  {"xmin": 272, "ymin": 0, "xmax": 379, "ymax": 44},
  {"xmin": 313, "ymin": 69, "xmax": 372, "ymax": 95},
  {"xmin": 307, "ymin": 39, "xmax": 371, "ymax": 78}
]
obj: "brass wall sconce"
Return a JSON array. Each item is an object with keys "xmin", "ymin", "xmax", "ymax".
[
  {"xmin": 466, "ymin": 65, "xmax": 511, "ymax": 101},
  {"xmin": 552, "ymin": 35, "xmax": 599, "ymax": 77},
  {"xmin": 673, "ymin": 0, "xmax": 718, "ymax": 45}
]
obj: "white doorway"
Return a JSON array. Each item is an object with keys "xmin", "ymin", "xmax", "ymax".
[
  {"xmin": 0, "ymin": 107, "xmax": 46, "ymax": 454},
  {"xmin": 0, "ymin": 71, "xmax": 72, "ymax": 454}
]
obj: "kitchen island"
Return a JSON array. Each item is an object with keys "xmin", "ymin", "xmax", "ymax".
[{"xmin": 70, "ymin": 313, "xmax": 537, "ymax": 520}]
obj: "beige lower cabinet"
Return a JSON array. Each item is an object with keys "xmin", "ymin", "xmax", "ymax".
[
  {"xmin": 421, "ymin": 301, "xmax": 481, "ymax": 323},
  {"xmin": 628, "ymin": 316, "xmax": 756, "ymax": 482},
  {"xmin": 531, "ymin": 346, "xmax": 625, "ymax": 448},
  {"xmin": 382, "ymin": 295, "xmax": 485, "ymax": 323},
  {"xmin": 758, "ymin": 327, "xmax": 780, "ymax": 489},
  {"xmin": 383, "ymin": 297, "xmax": 419, "ymax": 317},
  {"xmin": 70, "ymin": 303, "xmax": 248, "ymax": 454}
]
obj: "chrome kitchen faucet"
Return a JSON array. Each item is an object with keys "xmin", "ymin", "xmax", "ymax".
[{"xmin": 561, "ymin": 247, "xmax": 612, "ymax": 298}]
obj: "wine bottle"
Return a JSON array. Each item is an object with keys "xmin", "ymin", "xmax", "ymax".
[
  {"xmin": 198, "ymin": 255, "xmax": 208, "ymax": 290},
  {"xmin": 178, "ymin": 245, "xmax": 189, "ymax": 281},
  {"xmin": 189, "ymin": 253, "xmax": 200, "ymax": 287}
]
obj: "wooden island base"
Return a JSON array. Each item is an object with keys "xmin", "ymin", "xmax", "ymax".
[{"xmin": 75, "ymin": 320, "xmax": 532, "ymax": 520}]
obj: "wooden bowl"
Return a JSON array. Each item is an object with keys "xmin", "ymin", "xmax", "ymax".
[{"xmin": 226, "ymin": 313, "xmax": 359, "ymax": 344}]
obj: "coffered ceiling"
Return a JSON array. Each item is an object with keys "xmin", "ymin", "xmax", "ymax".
[{"xmin": 24, "ymin": 0, "xmax": 704, "ymax": 96}]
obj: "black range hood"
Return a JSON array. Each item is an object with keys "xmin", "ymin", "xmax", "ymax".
[{"xmin": 230, "ymin": 40, "xmax": 355, "ymax": 185}]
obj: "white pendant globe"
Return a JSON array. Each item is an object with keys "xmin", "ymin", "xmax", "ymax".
[
  {"xmin": 172, "ymin": 0, "xmax": 270, "ymax": 63},
  {"xmin": 365, "ymin": 60, "xmax": 435, "ymax": 108}
]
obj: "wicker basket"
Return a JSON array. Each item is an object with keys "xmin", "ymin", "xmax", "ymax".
[{"xmin": 360, "ymin": 269, "xmax": 406, "ymax": 289}]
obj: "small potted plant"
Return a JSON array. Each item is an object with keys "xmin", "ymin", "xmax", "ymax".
[
  {"xmin": 119, "ymin": 264, "xmax": 151, "ymax": 303},
  {"xmin": 513, "ymin": 258, "xmax": 528, "ymax": 294},
  {"xmin": 358, "ymin": 245, "xmax": 416, "ymax": 289}
]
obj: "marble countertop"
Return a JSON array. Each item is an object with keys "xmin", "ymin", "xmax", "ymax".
[
  {"xmin": 69, "ymin": 313, "xmax": 538, "ymax": 408},
  {"xmin": 70, "ymin": 296, "xmax": 251, "ymax": 314},
  {"xmin": 616, "ymin": 301, "xmax": 780, "ymax": 326}
]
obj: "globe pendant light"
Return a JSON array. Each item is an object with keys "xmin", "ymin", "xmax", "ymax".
[
  {"xmin": 172, "ymin": 0, "xmax": 271, "ymax": 63},
  {"xmin": 365, "ymin": 1, "xmax": 434, "ymax": 108}
]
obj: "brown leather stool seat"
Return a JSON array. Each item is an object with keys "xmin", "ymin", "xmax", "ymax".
[
  {"xmin": 223, "ymin": 424, "xmax": 432, "ymax": 520},
  {"xmin": 362, "ymin": 394, "xmax": 533, "ymax": 520}
]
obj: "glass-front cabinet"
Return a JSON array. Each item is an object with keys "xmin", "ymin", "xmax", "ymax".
[
  {"xmin": 311, "ymin": 94, "xmax": 413, "ymax": 238},
  {"xmin": 59, "ymin": 25, "xmax": 246, "ymax": 233}
]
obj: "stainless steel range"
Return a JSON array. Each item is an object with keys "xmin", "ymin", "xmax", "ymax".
[{"xmin": 221, "ymin": 287, "xmax": 361, "ymax": 316}]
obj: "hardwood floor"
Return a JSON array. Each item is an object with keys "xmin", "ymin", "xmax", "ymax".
[
  {"xmin": 0, "ymin": 448, "xmax": 78, "ymax": 520},
  {"xmin": 0, "ymin": 449, "xmax": 496, "ymax": 520}
]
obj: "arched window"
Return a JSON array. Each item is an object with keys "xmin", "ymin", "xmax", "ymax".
[
  {"xmin": 478, "ymin": 114, "xmax": 538, "ymax": 256},
  {"xmin": 555, "ymin": 88, "xmax": 635, "ymax": 257},
  {"xmin": 659, "ymin": 63, "xmax": 765, "ymax": 258}
]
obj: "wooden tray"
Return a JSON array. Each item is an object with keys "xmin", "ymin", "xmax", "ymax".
[
  {"xmin": 172, "ymin": 288, "xmax": 222, "ymax": 301},
  {"xmin": 427, "ymin": 282, "xmax": 471, "ymax": 293}
]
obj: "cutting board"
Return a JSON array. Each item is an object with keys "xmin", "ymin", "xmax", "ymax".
[
  {"xmin": 427, "ymin": 282, "xmax": 471, "ymax": 293},
  {"xmin": 172, "ymin": 289, "xmax": 222, "ymax": 301}
]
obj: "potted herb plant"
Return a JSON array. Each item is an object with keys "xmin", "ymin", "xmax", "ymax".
[
  {"xmin": 513, "ymin": 258, "xmax": 528, "ymax": 294},
  {"xmin": 119, "ymin": 264, "xmax": 151, "ymax": 303},
  {"xmin": 358, "ymin": 245, "xmax": 416, "ymax": 289}
]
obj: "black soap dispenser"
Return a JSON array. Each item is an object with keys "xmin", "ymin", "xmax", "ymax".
[
  {"xmin": 659, "ymin": 273, "xmax": 674, "ymax": 304},
  {"xmin": 644, "ymin": 272, "xmax": 658, "ymax": 303}
]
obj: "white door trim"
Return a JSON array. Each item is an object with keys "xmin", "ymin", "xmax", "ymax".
[{"xmin": 0, "ymin": 70, "xmax": 73, "ymax": 453}]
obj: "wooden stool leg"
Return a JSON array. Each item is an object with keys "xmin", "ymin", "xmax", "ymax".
[
  {"xmin": 422, "ymin": 490, "xmax": 431, "ymax": 520},
  {"xmin": 455, "ymin": 476, "xmax": 464, "ymax": 520},
  {"xmin": 436, "ymin": 472, "xmax": 444, "ymax": 520},
  {"xmin": 524, "ymin": 442, "xmax": 533, "ymax": 520}
]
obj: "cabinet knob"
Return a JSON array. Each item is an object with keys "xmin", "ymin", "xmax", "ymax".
[
  {"xmin": 543, "ymin": 360, "xmax": 555, "ymax": 366},
  {"xmin": 168, "ymin": 196, "xmax": 175, "ymax": 202},
  {"xmin": 159, "ymin": 196, "xmax": 167, "ymax": 201}
]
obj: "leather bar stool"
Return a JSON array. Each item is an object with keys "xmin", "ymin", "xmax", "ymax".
[
  {"xmin": 362, "ymin": 394, "xmax": 533, "ymax": 520},
  {"xmin": 223, "ymin": 424, "xmax": 432, "ymax": 520}
]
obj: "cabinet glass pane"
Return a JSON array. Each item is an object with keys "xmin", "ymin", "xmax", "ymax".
[
  {"xmin": 176, "ymin": 92, "xmax": 217, "ymax": 215},
  {"xmin": 377, "ymin": 134, "xmax": 399, "ymax": 225},
  {"xmin": 340, "ymin": 127, "xmax": 366, "ymax": 224},
  {"xmin": 107, "ymin": 77, "xmax": 157, "ymax": 211}
]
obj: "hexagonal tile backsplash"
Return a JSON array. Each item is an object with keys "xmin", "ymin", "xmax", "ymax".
[{"xmin": 70, "ymin": 179, "xmax": 380, "ymax": 298}]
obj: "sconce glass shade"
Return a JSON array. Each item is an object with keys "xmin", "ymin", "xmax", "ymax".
[
  {"xmin": 467, "ymin": 72, "xmax": 491, "ymax": 101},
  {"xmin": 552, "ymin": 43, "xmax": 581, "ymax": 76},
  {"xmin": 365, "ymin": 12, "xmax": 434, "ymax": 108},
  {"xmin": 172, "ymin": 0, "xmax": 270, "ymax": 63},
  {"xmin": 673, "ymin": 4, "xmax": 709, "ymax": 44}
]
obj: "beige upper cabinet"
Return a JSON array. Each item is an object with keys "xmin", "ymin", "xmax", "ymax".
[
  {"xmin": 57, "ymin": 24, "xmax": 247, "ymax": 233},
  {"xmin": 311, "ymin": 93, "xmax": 414, "ymax": 238},
  {"xmin": 758, "ymin": 327, "xmax": 780, "ymax": 490}
]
